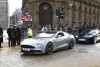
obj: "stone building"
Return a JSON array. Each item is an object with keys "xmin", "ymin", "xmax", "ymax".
[
  {"xmin": 0, "ymin": 0, "xmax": 8, "ymax": 29},
  {"xmin": 10, "ymin": 8, "xmax": 22, "ymax": 25},
  {"xmin": 22, "ymin": 0, "xmax": 100, "ymax": 28}
]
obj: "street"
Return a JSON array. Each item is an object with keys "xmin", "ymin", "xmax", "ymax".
[{"xmin": 0, "ymin": 30, "xmax": 100, "ymax": 67}]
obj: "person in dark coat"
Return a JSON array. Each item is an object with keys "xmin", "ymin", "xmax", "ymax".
[
  {"xmin": 12, "ymin": 25, "xmax": 17, "ymax": 46},
  {"xmin": 7, "ymin": 24, "xmax": 13, "ymax": 47},
  {"xmin": 0, "ymin": 24, "xmax": 3, "ymax": 48},
  {"xmin": 16, "ymin": 25, "xmax": 22, "ymax": 45}
]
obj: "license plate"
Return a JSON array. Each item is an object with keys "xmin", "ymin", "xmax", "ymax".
[
  {"xmin": 79, "ymin": 39, "xmax": 85, "ymax": 41},
  {"xmin": 22, "ymin": 48, "xmax": 30, "ymax": 51}
]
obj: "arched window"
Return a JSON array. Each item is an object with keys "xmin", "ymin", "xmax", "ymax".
[
  {"xmin": 97, "ymin": 11, "xmax": 99, "ymax": 25},
  {"xmin": 39, "ymin": 2, "xmax": 53, "ymax": 27},
  {"xmin": 78, "ymin": 6, "xmax": 82, "ymax": 21},
  {"xmin": 89, "ymin": 9, "xmax": 92, "ymax": 24},
  {"xmin": 72, "ymin": 5, "xmax": 76, "ymax": 23},
  {"xmin": 84, "ymin": 7, "xmax": 87, "ymax": 24}
]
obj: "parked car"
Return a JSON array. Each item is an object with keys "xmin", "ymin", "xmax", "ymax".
[
  {"xmin": 76, "ymin": 29, "xmax": 100, "ymax": 44},
  {"xmin": 20, "ymin": 31, "xmax": 75, "ymax": 55}
]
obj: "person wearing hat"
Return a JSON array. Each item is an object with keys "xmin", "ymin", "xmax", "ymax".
[
  {"xmin": 0, "ymin": 24, "xmax": 3, "ymax": 48},
  {"xmin": 12, "ymin": 25, "xmax": 17, "ymax": 46},
  {"xmin": 7, "ymin": 24, "xmax": 13, "ymax": 47}
]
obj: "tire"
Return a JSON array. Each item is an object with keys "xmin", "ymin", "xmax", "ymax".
[
  {"xmin": 68, "ymin": 40, "xmax": 74, "ymax": 49},
  {"xmin": 45, "ymin": 43, "xmax": 53, "ymax": 55},
  {"xmin": 76, "ymin": 40, "xmax": 79, "ymax": 44},
  {"xmin": 93, "ymin": 37, "xmax": 96, "ymax": 44}
]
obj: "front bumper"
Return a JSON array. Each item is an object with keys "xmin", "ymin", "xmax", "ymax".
[
  {"xmin": 21, "ymin": 50, "xmax": 43, "ymax": 54},
  {"xmin": 76, "ymin": 37, "xmax": 93, "ymax": 43},
  {"xmin": 20, "ymin": 45, "xmax": 44, "ymax": 54}
]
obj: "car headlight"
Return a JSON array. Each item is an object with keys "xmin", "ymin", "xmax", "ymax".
[
  {"xmin": 76, "ymin": 35, "xmax": 78, "ymax": 38},
  {"xmin": 36, "ymin": 43, "xmax": 42, "ymax": 45}
]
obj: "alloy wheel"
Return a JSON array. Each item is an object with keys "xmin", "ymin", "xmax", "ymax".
[{"xmin": 45, "ymin": 43, "xmax": 53, "ymax": 55}]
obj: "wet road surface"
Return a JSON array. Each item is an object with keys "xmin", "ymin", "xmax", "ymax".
[
  {"xmin": 0, "ymin": 42, "xmax": 100, "ymax": 67},
  {"xmin": 1, "ymin": 30, "xmax": 100, "ymax": 67}
]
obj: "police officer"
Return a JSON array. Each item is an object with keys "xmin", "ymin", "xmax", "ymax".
[
  {"xmin": 7, "ymin": 24, "xmax": 13, "ymax": 47},
  {"xmin": 27, "ymin": 26, "xmax": 33, "ymax": 38},
  {"xmin": 0, "ymin": 24, "xmax": 3, "ymax": 48}
]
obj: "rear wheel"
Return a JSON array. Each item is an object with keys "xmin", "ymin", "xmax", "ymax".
[
  {"xmin": 68, "ymin": 40, "xmax": 74, "ymax": 49},
  {"xmin": 45, "ymin": 43, "xmax": 53, "ymax": 55}
]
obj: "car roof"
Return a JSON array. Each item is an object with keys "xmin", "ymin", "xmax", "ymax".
[{"xmin": 37, "ymin": 31, "xmax": 63, "ymax": 34}]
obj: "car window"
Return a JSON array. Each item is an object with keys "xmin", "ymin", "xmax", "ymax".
[
  {"xmin": 81, "ymin": 29, "xmax": 96, "ymax": 35},
  {"xmin": 35, "ymin": 33, "xmax": 55, "ymax": 38},
  {"xmin": 57, "ymin": 32, "xmax": 65, "ymax": 37},
  {"xmin": 88, "ymin": 30, "xmax": 96, "ymax": 35}
]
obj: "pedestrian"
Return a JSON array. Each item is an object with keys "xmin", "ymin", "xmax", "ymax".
[
  {"xmin": 12, "ymin": 25, "xmax": 17, "ymax": 46},
  {"xmin": 7, "ymin": 24, "xmax": 13, "ymax": 47},
  {"xmin": 21, "ymin": 26, "xmax": 25, "ymax": 38},
  {"xmin": 16, "ymin": 25, "xmax": 22, "ymax": 45},
  {"xmin": 0, "ymin": 24, "xmax": 3, "ymax": 48}
]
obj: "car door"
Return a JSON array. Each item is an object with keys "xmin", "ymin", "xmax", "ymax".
[
  {"xmin": 63, "ymin": 32, "xmax": 70, "ymax": 45},
  {"xmin": 54, "ymin": 32, "xmax": 65, "ymax": 49}
]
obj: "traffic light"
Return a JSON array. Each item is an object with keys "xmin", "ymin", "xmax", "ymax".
[
  {"xmin": 56, "ymin": 9, "xmax": 59, "ymax": 18},
  {"xmin": 60, "ymin": 12, "xmax": 64, "ymax": 19},
  {"xmin": 56, "ymin": 9, "xmax": 64, "ymax": 19}
]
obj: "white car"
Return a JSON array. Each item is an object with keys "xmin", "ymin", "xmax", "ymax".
[{"xmin": 20, "ymin": 31, "xmax": 75, "ymax": 54}]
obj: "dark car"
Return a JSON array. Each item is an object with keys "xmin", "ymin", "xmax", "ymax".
[{"xmin": 76, "ymin": 29, "xmax": 100, "ymax": 44}]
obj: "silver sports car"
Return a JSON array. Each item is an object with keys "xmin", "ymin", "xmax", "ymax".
[{"xmin": 20, "ymin": 31, "xmax": 75, "ymax": 54}]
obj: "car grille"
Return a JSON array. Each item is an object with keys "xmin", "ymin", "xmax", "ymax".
[
  {"xmin": 21, "ymin": 50, "xmax": 43, "ymax": 54},
  {"xmin": 21, "ymin": 45, "xmax": 35, "ymax": 48}
]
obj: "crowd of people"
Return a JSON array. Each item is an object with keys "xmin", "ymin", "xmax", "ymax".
[
  {"xmin": 0, "ymin": 22, "xmax": 98, "ymax": 48},
  {"xmin": 7, "ymin": 24, "xmax": 22, "ymax": 48},
  {"xmin": 0, "ymin": 24, "xmax": 37, "ymax": 48}
]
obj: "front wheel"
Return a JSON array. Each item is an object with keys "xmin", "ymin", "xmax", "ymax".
[
  {"xmin": 68, "ymin": 40, "xmax": 74, "ymax": 49},
  {"xmin": 92, "ymin": 37, "xmax": 97, "ymax": 44},
  {"xmin": 45, "ymin": 43, "xmax": 53, "ymax": 55}
]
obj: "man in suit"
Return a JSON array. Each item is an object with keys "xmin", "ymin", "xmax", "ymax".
[
  {"xmin": 12, "ymin": 25, "xmax": 17, "ymax": 46},
  {"xmin": 7, "ymin": 24, "xmax": 13, "ymax": 47},
  {"xmin": 16, "ymin": 25, "xmax": 22, "ymax": 45},
  {"xmin": 0, "ymin": 24, "xmax": 3, "ymax": 48}
]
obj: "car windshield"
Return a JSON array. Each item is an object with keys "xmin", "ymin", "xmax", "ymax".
[
  {"xmin": 88, "ymin": 30, "xmax": 96, "ymax": 35},
  {"xmin": 35, "ymin": 32, "xmax": 56, "ymax": 38},
  {"xmin": 82, "ymin": 29, "xmax": 96, "ymax": 35}
]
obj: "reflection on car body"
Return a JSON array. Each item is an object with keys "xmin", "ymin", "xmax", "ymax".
[{"xmin": 20, "ymin": 31, "xmax": 75, "ymax": 55}]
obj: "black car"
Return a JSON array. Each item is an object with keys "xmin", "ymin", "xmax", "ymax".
[{"xmin": 76, "ymin": 29, "xmax": 100, "ymax": 44}]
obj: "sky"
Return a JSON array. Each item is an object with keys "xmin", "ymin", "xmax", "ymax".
[{"xmin": 9, "ymin": 0, "xmax": 22, "ymax": 16}]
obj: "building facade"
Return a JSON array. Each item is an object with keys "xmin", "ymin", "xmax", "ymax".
[
  {"xmin": 0, "ymin": 0, "xmax": 8, "ymax": 29},
  {"xmin": 10, "ymin": 8, "xmax": 22, "ymax": 25},
  {"xmin": 22, "ymin": 0, "xmax": 100, "ymax": 28}
]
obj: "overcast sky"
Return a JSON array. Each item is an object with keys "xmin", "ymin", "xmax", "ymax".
[{"xmin": 9, "ymin": 0, "xmax": 22, "ymax": 16}]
